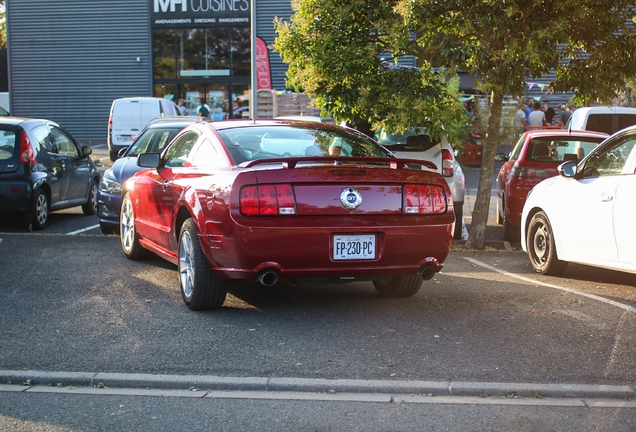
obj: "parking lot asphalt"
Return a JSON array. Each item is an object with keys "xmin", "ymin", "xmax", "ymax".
[{"xmin": 1, "ymin": 233, "xmax": 635, "ymax": 405}]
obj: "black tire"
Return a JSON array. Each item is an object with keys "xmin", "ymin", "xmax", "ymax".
[
  {"xmin": 178, "ymin": 218, "xmax": 227, "ymax": 310},
  {"xmin": 453, "ymin": 204, "xmax": 463, "ymax": 240},
  {"xmin": 109, "ymin": 150, "xmax": 118, "ymax": 162},
  {"xmin": 120, "ymin": 193, "xmax": 148, "ymax": 260},
  {"xmin": 373, "ymin": 274, "xmax": 422, "ymax": 298},
  {"xmin": 82, "ymin": 179, "xmax": 99, "ymax": 215},
  {"xmin": 24, "ymin": 188, "xmax": 49, "ymax": 230},
  {"xmin": 526, "ymin": 211, "xmax": 568, "ymax": 275}
]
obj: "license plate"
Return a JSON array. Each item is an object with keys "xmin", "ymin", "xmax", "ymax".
[
  {"xmin": 117, "ymin": 135, "xmax": 133, "ymax": 142},
  {"xmin": 333, "ymin": 234, "xmax": 376, "ymax": 260}
]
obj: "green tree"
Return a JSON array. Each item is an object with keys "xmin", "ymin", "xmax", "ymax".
[
  {"xmin": 274, "ymin": 0, "xmax": 465, "ymax": 138},
  {"xmin": 276, "ymin": 0, "xmax": 636, "ymax": 249},
  {"xmin": 405, "ymin": 0, "xmax": 636, "ymax": 248}
]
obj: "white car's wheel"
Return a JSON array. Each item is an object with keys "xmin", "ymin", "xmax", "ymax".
[{"xmin": 526, "ymin": 211, "xmax": 567, "ymax": 275}]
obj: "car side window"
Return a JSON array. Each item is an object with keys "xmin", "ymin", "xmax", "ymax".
[
  {"xmin": 164, "ymin": 131, "xmax": 198, "ymax": 168},
  {"xmin": 50, "ymin": 127, "xmax": 79, "ymax": 157},
  {"xmin": 31, "ymin": 125, "xmax": 57, "ymax": 153},
  {"xmin": 583, "ymin": 137, "xmax": 636, "ymax": 177},
  {"xmin": 191, "ymin": 139, "xmax": 221, "ymax": 167}
]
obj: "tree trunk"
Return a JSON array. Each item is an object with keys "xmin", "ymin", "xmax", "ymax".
[{"xmin": 465, "ymin": 90, "xmax": 503, "ymax": 249}]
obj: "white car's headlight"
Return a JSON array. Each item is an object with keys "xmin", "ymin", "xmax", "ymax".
[{"xmin": 100, "ymin": 176, "xmax": 122, "ymax": 194}]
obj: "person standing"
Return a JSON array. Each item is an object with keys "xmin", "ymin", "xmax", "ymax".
[
  {"xmin": 525, "ymin": 97, "xmax": 535, "ymax": 124},
  {"xmin": 557, "ymin": 104, "xmax": 571, "ymax": 127},
  {"xmin": 528, "ymin": 100, "xmax": 547, "ymax": 128},
  {"xmin": 197, "ymin": 99, "xmax": 210, "ymax": 119},
  {"xmin": 543, "ymin": 100, "xmax": 555, "ymax": 126},
  {"xmin": 177, "ymin": 98, "xmax": 187, "ymax": 115},
  {"xmin": 513, "ymin": 101, "xmax": 527, "ymax": 134}
]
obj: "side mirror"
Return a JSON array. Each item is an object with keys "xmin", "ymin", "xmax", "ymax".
[
  {"xmin": 494, "ymin": 152, "xmax": 508, "ymax": 162},
  {"xmin": 81, "ymin": 145, "xmax": 92, "ymax": 157},
  {"xmin": 138, "ymin": 152, "xmax": 161, "ymax": 168},
  {"xmin": 557, "ymin": 160, "xmax": 577, "ymax": 178}
]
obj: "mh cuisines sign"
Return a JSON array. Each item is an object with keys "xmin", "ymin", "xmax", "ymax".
[{"xmin": 151, "ymin": 0, "xmax": 250, "ymax": 27}]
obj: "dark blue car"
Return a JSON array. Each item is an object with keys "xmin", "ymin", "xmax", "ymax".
[
  {"xmin": 0, "ymin": 118, "xmax": 100, "ymax": 230},
  {"xmin": 97, "ymin": 117, "xmax": 206, "ymax": 234}
]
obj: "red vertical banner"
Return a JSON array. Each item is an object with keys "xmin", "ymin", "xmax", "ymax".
[{"xmin": 255, "ymin": 36, "xmax": 272, "ymax": 90}]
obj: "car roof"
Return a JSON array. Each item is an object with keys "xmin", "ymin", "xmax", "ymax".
[
  {"xmin": 572, "ymin": 106, "xmax": 636, "ymax": 115},
  {"xmin": 146, "ymin": 116, "xmax": 208, "ymax": 127},
  {"xmin": 0, "ymin": 117, "xmax": 52, "ymax": 126},
  {"xmin": 206, "ymin": 119, "xmax": 343, "ymax": 131},
  {"xmin": 524, "ymin": 129, "xmax": 609, "ymax": 139}
]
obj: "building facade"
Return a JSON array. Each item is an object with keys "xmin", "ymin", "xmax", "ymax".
[{"xmin": 6, "ymin": 0, "xmax": 293, "ymax": 143}]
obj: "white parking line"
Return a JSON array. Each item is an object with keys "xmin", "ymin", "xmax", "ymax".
[
  {"xmin": 66, "ymin": 224, "xmax": 100, "ymax": 235},
  {"xmin": 464, "ymin": 257, "xmax": 636, "ymax": 314}
]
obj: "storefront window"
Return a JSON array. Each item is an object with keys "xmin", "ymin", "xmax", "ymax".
[{"xmin": 153, "ymin": 27, "xmax": 250, "ymax": 79}]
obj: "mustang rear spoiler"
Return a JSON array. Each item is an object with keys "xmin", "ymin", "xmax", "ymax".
[{"xmin": 238, "ymin": 156, "xmax": 438, "ymax": 171}]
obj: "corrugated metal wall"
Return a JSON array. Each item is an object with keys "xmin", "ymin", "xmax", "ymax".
[
  {"xmin": 7, "ymin": 1, "xmax": 152, "ymax": 144},
  {"xmin": 256, "ymin": 0, "xmax": 293, "ymax": 91}
]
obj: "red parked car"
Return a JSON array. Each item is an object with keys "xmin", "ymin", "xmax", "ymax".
[
  {"xmin": 120, "ymin": 120, "xmax": 455, "ymax": 310},
  {"xmin": 495, "ymin": 129, "xmax": 608, "ymax": 241}
]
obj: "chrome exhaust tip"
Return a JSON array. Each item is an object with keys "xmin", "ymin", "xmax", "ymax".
[
  {"xmin": 419, "ymin": 265, "xmax": 436, "ymax": 281},
  {"xmin": 257, "ymin": 269, "xmax": 279, "ymax": 287}
]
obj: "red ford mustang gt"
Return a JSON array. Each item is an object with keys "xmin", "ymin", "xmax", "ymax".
[{"xmin": 120, "ymin": 120, "xmax": 455, "ymax": 310}]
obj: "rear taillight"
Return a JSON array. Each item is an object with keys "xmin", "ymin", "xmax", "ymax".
[
  {"xmin": 240, "ymin": 184, "xmax": 297, "ymax": 215},
  {"xmin": 441, "ymin": 149, "xmax": 454, "ymax": 177},
  {"xmin": 510, "ymin": 166, "xmax": 550, "ymax": 178},
  {"xmin": 108, "ymin": 115, "xmax": 112, "ymax": 142},
  {"xmin": 19, "ymin": 132, "xmax": 36, "ymax": 165},
  {"xmin": 404, "ymin": 184, "xmax": 447, "ymax": 214}
]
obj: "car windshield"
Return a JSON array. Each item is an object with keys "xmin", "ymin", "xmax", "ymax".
[
  {"xmin": 527, "ymin": 138, "xmax": 603, "ymax": 163},
  {"xmin": 216, "ymin": 125, "xmax": 393, "ymax": 162},
  {"xmin": 126, "ymin": 126, "xmax": 182, "ymax": 157}
]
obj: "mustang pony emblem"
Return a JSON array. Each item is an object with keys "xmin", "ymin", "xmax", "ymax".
[{"xmin": 340, "ymin": 187, "xmax": 362, "ymax": 210}]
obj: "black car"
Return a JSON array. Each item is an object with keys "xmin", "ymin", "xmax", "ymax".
[{"xmin": 0, "ymin": 118, "xmax": 101, "ymax": 230}]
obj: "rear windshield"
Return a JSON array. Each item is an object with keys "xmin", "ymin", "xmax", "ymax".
[
  {"xmin": 216, "ymin": 125, "xmax": 393, "ymax": 163},
  {"xmin": 0, "ymin": 129, "xmax": 17, "ymax": 161},
  {"xmin": 374, "ymin": 128, "xmax": 440, "ymax": 152},
  {"xmin": 526, "ymin": 137, "xmax": 603, "ymax": 163},
  {"xmin": 586, "ymin": 114, "xmax": 636, "ymax": 134},
  {"xmin": 127, "ymin": 126, "xmax": 183, "ymax": 156}
]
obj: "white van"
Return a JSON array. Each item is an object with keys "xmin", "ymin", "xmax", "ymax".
[
  {"xmin": 107, "ymin": 97, "xmax": 181, "ymax": 161},
  {"xmin": 566, "ymin": 106, "xmax": 636, "ymax": 135}
]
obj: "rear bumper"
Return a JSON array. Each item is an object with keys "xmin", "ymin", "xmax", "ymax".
[
  {"xmin": 0, "ymin": 181, "xmax": 32, "ymax": 212},
  {"xmin": 200, "ymin": 217, "xmax": 453, "ymax": 280}
]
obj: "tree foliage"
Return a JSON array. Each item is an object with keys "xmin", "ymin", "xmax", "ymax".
[
  {"xmin": 274, "ymin": 0, "xmax": 465, "ymax": 138},
  {"xmin": 275, "ymin": 0, "xmax": 636, "ymax": 249}
]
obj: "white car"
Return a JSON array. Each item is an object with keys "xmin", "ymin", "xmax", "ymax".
[
  {"xmin": 521, "ymin": 125, "xmax": 636, "ymax": 275},
  {"xmin": 375, "ymin": 127, "xmax": 466, "ymax": 239}
]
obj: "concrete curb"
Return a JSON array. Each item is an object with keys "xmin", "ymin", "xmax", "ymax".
[{"xmin": 1, "ymin": 370, "xmax": 634, "ymax": 400}]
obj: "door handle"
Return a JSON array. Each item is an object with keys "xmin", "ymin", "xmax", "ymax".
[
  {"xmin": 600, "ymin": 191, "xmax": 613, "ymax": 202},
  {"xmin": 162, "ymin": 180, "xmax": 172, "ymax": 191}
]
